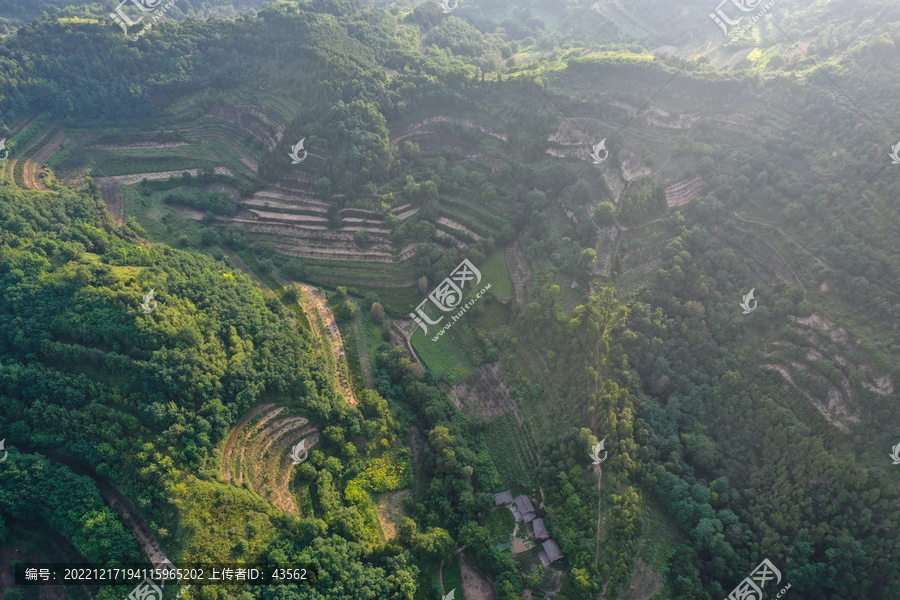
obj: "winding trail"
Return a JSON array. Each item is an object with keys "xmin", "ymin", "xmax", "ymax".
[
  {"xmin": 730, "ymin": 211, "xmax": 835, "ymax": 273},
  {"xmin": 351, "ymin": 309, "xmax": 375, "ymax": 389},
  {"xmin": 594, "ymin": 464, "xmax": 603, "ymax": 566},
  {"xmin": 732, "ymin": 225, "xmax": 807, "ymax": 300},
  {"xmin": 860, "ymin": 191, "xmax": 900, "ymax": 232},
  {"xmin": 14, "ymin": 445, "xmax": 172, "ymax": 569}
]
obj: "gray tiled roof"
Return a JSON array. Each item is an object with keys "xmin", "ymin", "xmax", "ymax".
[
  {"xmin": 494, "ymin": 490, "xmax": 513, "ymax": 505},
  {"xmin": 542, "ymin": 539, "xmax": 564, "ymax": 562},
  {"xmin": 532, "ymin": 518, "xmax": 549, "ymax": 539},
  {"xmin": 538, "ymin": 550, "xmax": 550, "ymax": 567},
  {"xmin": 514, "ymin": 494, "xmax": 535, "ymax": 516}
]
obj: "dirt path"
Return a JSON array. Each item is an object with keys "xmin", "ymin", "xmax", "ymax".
[
  {"xmin": 11, "ymin": 125, "xmax": 55, "ymax": 188},
  {"xmin": 298, "ymin": 284, "xmax": 358, "ymax": 406},
  {"xmin": 392, "ymin": 116, "xmax": 508, "ymax": 144},
  {"xmin": 860, "ymin": 191, "xmax": 899, "ymax": 231},
  {"xmin": 594, "ymin": 464, "xmax": 603, "ymax": 567},
  {"xmin": 351, "ymin": 309, "xmax": 375, "ymax": 389},
  {"xmin": 107, "ymin": 166, "xmax": 231, "ymax": 185},
  {"xmin": 615, "ymin": 216, "xmax": 667, "ymax": 232},
  {"xmin": 730, "ymin": 212, "xmax": 835, "ymax": 273},
  {"xmin": 732, "ymin": 225, "xmax": 807, "ymax": 300},
  {"xmin": 221, "ymin": 247, "xmax": 266, "ymax": 285},
  {"xmin": 505, "ymin": 239, "xmax": 533, "ymax": 306},
  {"xmin": 392, "ymin": 319, "xmax": 422, "ymax": 363},
  {"xmin": 97, "ymin": 177, "xmax": 125, "ymax": 224},
  {"xmin": 24, "ymin": 129, "xmax": 65, "ymax": 190},
  {"xmin": 98, "ymin": 482, "xmax": 172, "ymax": 568}
]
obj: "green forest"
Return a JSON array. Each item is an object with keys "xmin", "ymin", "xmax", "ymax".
[{"xmin": 1, "ymin": 0, "xmax": 899, "ymax": 599}]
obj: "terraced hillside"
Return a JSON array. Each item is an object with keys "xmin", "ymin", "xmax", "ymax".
[
  {"xmin": 2, "ymin": 73, "xmax": 724, "ymax": 311},
  {"xmin": 295, "ymin": 283, "xmax": 358, "ymax": 406},
  {"xmin": 221, "ymin": 404, "xmax": 318, "ymax": 513},
  {"xmin": 449, "ymin": 363, "xmax": 541, "ymax": 487}
]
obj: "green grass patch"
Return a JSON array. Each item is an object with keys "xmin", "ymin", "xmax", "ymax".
[
  {"xmin": 479, "ymin": 249, "xmax": 514, "ymax": 301},
  {"xmin": 635, "ymin": 491, "xmax": 685, "ymax": 600},
  {"xmin": 95, "ymin": 157, "xmax": 206, "ymax": 177},
  {"xmin": 474, "ymin": 296, "xmax": 512, "ymax": 331},
  {"xmin": 413, "ymin": 560, "xmax": 442, "ymax": 600},
  {"xmin": 359, "ymin": 301, "xmax": 390, "ymax": 365},
  {"xmin": 485, "ymin": 414, "xmax": 529, "ymax": 488},
  {"xmin": 441, "ymin": 559, "xmax": 462, "ymax": 598},
  {"xmin": 485, "ymin": 506, "xmax": 516, "ymax": 546},
  {"xmin": 336, "ymin": 307, "xmax": 366, "ymax": 396},
  {"xmin": 411, "ymin": 326, "xmax": 477, "ymax": 385},
  {"xmin": 122, "ymin": 184, "xmax": 197, "ymax": 244},
  {"xmin": 171, "ymin": 476, "xmax": 276, "ymax": 563}
]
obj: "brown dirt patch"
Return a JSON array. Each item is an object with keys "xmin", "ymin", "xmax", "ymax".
[
  {"xmin": 222, "ymin": 403, "xmax": 274, "ymax": 482},
  {"xmin": 620, "ymin": 149, "xmax": 652, "ymax": 181},
  {"xmin": 460, "ymin": 556, "xmax": 497, "ymax": 600},
  {"xmin": 92, "ymin": 141, "xmax": 189, "ymax": 149},
  {"xmin": 110, "ymin": 169, "xmax": 200, "ymax": 185},
  {"xmin": 24, "ymin": 130, "xmax": 66, "ymax": 190},
  {"xmin": 505, "ymin": 239, "xmax": 533, "ymax": 306},
  {"xmin": 619, "ymin": 558, "xmax": 663, "ymax": 600},
  {"xmin": 760, "ymin": 363, "xmax": 858, "ymax": 432},
  {"xmin": 96, "ymin": 177, "xmax": 125, "ymax": 225},
  {"xmin": 297, "ymin": 284, "xmax": 358, "ymax": 406},
  {"xmin": 222, "ymin": 404, "xmax": 318, "ymax": 512},
  {"xmin": 665, "ymin": 175, "xmax": 704, "ymax": 207},
  {"xmin": 594, "ymin": 222, "xmax": 618, "ymax": 277},
  {"xmin": 392, "ymin": 116, "xmax": 507, "ymax": 144},
  {"xmin": 170, "ymin": 203, "xmax": 206, "ymax": 220},
  {"xmin": 437, "ymin": 216, "xmax": 483, "ymax": 239},
  {"xmin": 205, "ymin": 182, "xmax": 241, "ymax": 199},
  {"xmin": 448, "ymin": 362, "xmax": 516, "ymax": 419},
  {"xmin": 375, "ymin": 489, "xmax": 410, "ymax": 541},
  {"xmin": 206, "ymin": 103, "xmax": 284, "ymax": 151}
]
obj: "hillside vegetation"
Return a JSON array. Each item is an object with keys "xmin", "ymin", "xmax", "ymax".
[{"xmin": 1, "ymin": 0, "xmax": 899, "ymax": 599}]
